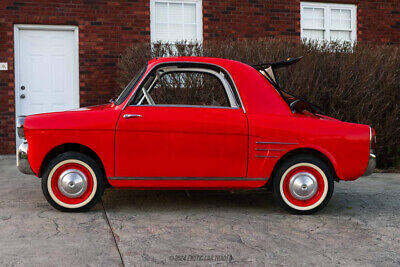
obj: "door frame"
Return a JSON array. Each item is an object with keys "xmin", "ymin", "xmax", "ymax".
[{"xmin": 14, "ymin": 24, "xmax": 79, "ymax": 149}]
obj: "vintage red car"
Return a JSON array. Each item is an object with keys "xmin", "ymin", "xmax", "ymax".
[{"xmin": 16, "ymin": 56, "xmax": 376, "ymax": 214}]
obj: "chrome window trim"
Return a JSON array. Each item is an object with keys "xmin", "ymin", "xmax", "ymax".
[
  {"xmin": 141, "ymin": 85, "xmax": 156, "ymax": 105},
  {"xmin": 136, "ymin": 104, "xmax": 240, "ymax": 110},
  {"xmin": 137, "ymin": 66, "xmax": 238, "ymax": 108},
  {"xmin": 123, "ymin": 61, "xmax": 246, "ymax": 113}
]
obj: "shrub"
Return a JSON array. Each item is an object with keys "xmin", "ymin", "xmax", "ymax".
[{"xmin": 117, "ymin": 40, "xmax": 400, "ymax": 169}]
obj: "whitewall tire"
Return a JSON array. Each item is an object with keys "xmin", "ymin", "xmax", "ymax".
[
  {"xmin": 41, "ymin": 151, "xmax": 105, "ymax": 212},
  {"xmin": 272, "ymin": 154, "xmax": 334, "ymax": 214}
]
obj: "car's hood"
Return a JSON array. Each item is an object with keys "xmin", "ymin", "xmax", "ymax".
[
  {"xmin": 22, "ymin": 103, "xmax": 114, "ymax": 118},
  {"xmin": 68, "ymin": 103, "xmax": 114, "ymax": 112},
  {"xmin": 24, "ymin": 103, "xmax": 120, "ymax": 131}
]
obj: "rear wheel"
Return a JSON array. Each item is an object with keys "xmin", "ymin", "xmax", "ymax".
[
  {"xmin": 41, "ymin": 151, "xmax": 104, "ymax": 212},
  {"xmin": 272, "ymin": 154, "xmax": 334, "ymax": 214}
]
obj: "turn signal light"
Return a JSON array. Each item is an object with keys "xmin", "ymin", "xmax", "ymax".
[{"xmin": 370, "ymin": 127, "xmax": 376, "ymax": 150}]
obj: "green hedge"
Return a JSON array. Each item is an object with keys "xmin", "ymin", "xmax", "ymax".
[{"xmin": 118, "ymin": 40, "xmax": 400, "ymax": 169}]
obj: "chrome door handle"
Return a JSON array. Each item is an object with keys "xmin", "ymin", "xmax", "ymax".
[{"xmin": 123, "ymin": 114, "xmax": 142, "ymax": 119}]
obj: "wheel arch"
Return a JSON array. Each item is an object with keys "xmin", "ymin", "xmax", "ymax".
[
  {"xmin": 266, "ymin": 147, "xmax": 340, "ymax": 189},
  {"xmin": 39, "ymin": 143, "xmax": 110, "ymax": 187}
]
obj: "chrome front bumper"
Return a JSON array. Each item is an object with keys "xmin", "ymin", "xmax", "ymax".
[
  {"xmin": 362, "ymin": 153, "xmax": 376, "ymax": 176},
  {"xmin": 17, "ymin": 141, "xmax": 35, "ymax": 175}
]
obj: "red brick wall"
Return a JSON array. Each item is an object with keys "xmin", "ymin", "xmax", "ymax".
[
  {"xmin": 203, "ymin": 0, "xmax": 301, "ymax": 41},
  {"xmin": 0, "ymin": 0, "xmax": 150, "ymax": 154},
  {"xmin": 0, "ymin": 0, "xmax": 399, "ymax": 154}
]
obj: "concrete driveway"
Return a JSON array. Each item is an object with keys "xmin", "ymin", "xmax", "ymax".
[{"xmin": 1, "ymin": 155, "xmax": 400, "ymax": 266}]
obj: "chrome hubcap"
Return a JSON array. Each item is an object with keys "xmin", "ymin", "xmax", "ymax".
[
  {"xmin": 58, "ymin": 169, "xmax": 87, "ymax": 198},
  {"xmin": 288, "ymin": 172, "xmax": 318, "ymax": 200}
]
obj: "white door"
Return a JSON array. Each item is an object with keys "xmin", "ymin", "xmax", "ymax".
[{"xmin": 14, "ymin": 25, "xmax": 79, "ymax": 147}]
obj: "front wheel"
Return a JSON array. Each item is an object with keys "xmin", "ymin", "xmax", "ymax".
[
  {"xmin": 41, "ymin": 151, "xmax": 105, "ymax": 212},
  {"xmin": 272, "ymin": 155, "xmax": 334, "ymax": 215}
]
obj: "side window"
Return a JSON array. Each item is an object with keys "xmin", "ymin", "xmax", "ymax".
[{"xmin": 144, "ymin": 72, "xmax": 230, "ymax": 107}]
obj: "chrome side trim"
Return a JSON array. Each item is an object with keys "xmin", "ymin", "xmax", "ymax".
[
  {"xmin": 255, "ymin": 148, "xmax": 286, "ymax": 151},
  {"xmin": 362, "ymin": 153, "xmax": 376, "ymax": 176},
  {"xmin": 256, "ymin": 141, "xmax": 299, "ymax": 145},
  {"xmin": 255, "ymin": 155, "xmax": 278, "ymax": 158},
  {"xmin": 16, "ymin": 141, "xmax": 34, "ymax": 175},
  {"xmin": 109, "ymin": 177, "xmax": 267, "ymax": 181}
]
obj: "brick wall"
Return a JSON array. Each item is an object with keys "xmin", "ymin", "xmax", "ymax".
[
  {"xmin": 0, "ymin": 0, "xmax": 399, "ymax": 154},
  {"xmin": 203, "ymin": 0, "xmax": 301, "ymax": 40},
  {"xmin": 0, "ymin": 0, "xmax": 150, "ymax": 154}
]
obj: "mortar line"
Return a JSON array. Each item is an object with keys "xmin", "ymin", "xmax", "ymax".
[{"xmin": 101, "ymin": 199, "xmax": 125, "ymax": 267}]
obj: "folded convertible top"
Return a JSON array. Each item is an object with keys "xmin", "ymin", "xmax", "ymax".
[
  {"xmin": 251, "ymin": 56, "xmax": 303, "ymax": 70},
  {"xmin": 251, "ymin": 56, "xmax": 303, "ymax": 87}
]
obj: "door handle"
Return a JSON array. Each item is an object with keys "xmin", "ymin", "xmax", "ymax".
[
  {"xmin": 123, "ymin": 114, "xmax": 142, "ymax": 119},
  {"xmin": 20, "ymin": 94, "xmax": 26, "ymax": 99}
]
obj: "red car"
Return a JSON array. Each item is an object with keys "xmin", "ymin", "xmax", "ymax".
[{"xmin": 17, "ymin": 56, "xmax": 376, "ymax": 214}]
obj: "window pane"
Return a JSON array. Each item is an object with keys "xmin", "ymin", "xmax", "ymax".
[
  {"xmin": 303, "ymin": 18, "xmax": 323, "ymax": 29},
  {"xmin": 342, "ymin": 19, "xmax": 351, "ymax": 29},
  {"xmin": 331, "ymin": 9, "xmax": 340, "ymax": 20},
  {"xmin": 315, "ymin": 18, "xmax": 324, "ymax": 28},
  {"xmin": 184, "ymin": 24, "xmax": 197, "ymax": 40},
  {"xmin": 331, "ymin": 9, "xmax": 352, "ymax": 29},
  {"xmin": 301, "ymin": 7, "xmax": 324, "ymax": 29},
  {"xmin": 184, "ymin": 3, "xmax": 196, "ymax": 24},
  {"xmin": 169, "ymin": 3, "xmax": 183, "ymax": 24},
  {"xmin": 314, "ymin": 8, "xmax": 324, "ymax": 19},
  {"xmin": 169, "ymin": 24, "xmax": 184, "ymax": 41},
  {"xmin": 155, "ymin": 2, "xmax": 168, "ymax": 21},
  {"xmin": 303, "ymin": 7, "xmax": 313, "ymax": 18},
  {"xmin": 330, "ymin": 30, "xmax": 351, "ymax": 41},
  {"xmin": 155, "ymin": 23, "xmax": 169, "ymax": 41},
  {"xmin": 303, "ymin": 29, "xmax": 324, "ymax": 40},
  {"xmin": 149, "ymin": 72, "xmax": 230, "ymax": 107},
  {"xmin": 341, "ymin": 9, "xmax": 351, "ymax": 20},
  {"xmin": 153, "ymin": 0, "xmax": 201, "ymax": 43}
]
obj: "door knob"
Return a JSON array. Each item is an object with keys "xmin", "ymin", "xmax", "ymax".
[
  {"xmin": 123, "ymin": 114, "xmax": 142, "ymax": 119},
  {"xmin": 21, "ymin": 85, "xmax": 25, "ymax": 90},
  {"xmin": 20, "ymin": 94, "xmax": 26, "ymax": 99}
]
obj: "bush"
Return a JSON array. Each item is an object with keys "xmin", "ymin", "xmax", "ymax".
[{"xmin": 117, "ymin": 39, "xmax": 400, "ymax": 169}]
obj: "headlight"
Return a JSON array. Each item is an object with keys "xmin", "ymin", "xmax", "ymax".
[{"xmin": 16, "ymin": 116, "xmax": 26, "ymax": 138}]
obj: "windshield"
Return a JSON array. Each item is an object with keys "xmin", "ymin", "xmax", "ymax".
[{"xmin": 115, "ymin": 65, "xmax": 147, "ymax": 105}]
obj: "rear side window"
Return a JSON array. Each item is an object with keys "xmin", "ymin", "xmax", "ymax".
[{"xmin": 144, "ymin": 71, "xmax": 230, "ymax": 107}]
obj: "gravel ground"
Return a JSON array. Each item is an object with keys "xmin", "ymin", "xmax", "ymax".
[{"xmin": 1, "ymin": 155, "xmax": 400, "ymax": 266}]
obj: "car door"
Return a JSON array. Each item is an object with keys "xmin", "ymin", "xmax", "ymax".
[{"xmin": 114, "ymin": 66, "xmax": 248, "ymax": 179}]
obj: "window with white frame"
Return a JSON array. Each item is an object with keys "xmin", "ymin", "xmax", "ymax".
[
  {"xmin": 300, "ymin": 2, "xmax": 357, "ymax": 42},
  {"xmin": 150, "ymin": 0, "xmax": 202, "ymax": 43}
]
